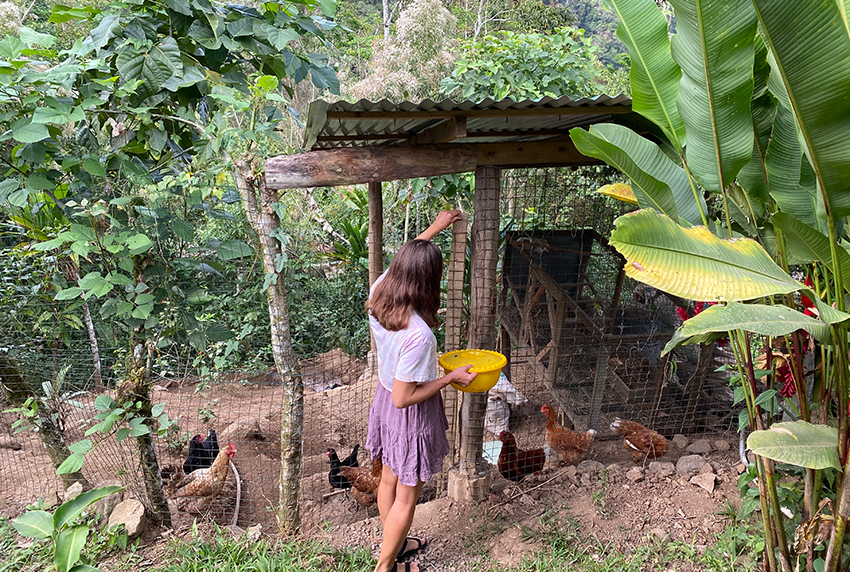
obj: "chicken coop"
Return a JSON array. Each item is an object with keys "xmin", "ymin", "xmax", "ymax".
[{"xmin": 0, "ymin": 95, "xmax": 737, "ymax": 538}]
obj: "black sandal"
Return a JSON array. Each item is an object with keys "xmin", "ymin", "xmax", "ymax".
[{"xmin": 396, "ymin": 536, "xmax": 427, "ymax": 560}]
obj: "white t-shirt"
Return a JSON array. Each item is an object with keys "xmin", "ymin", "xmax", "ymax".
[{"xmin": 369, "ymin": 275, "xmax": 438, "ymax": 392}]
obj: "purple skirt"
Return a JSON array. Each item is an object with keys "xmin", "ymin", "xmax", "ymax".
[{"xmin": 366, "ymin": 384, "xmax": 450, "ymax": 487}]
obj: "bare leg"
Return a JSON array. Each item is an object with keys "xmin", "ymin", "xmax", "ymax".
[
  {"xmin": 374, "ymin": 469, "xmax": 424, "ymax": 572},
  {"xmin": 377, "ymin": 463, "xmax": 396, "ymax": 526}
]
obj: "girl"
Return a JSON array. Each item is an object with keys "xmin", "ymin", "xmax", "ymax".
[{"xmin": 365, "ymin": 210, "xmax": 477, "ymax": 572}]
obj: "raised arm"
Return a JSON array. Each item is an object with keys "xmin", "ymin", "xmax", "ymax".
[{"xmin": 415, "ymin": 210, "xmax": 462, "ymax": 242}]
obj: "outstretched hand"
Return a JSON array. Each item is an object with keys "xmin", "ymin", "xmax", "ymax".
[{"xmin": 416, "ymin": 210, "xmax": 463, "ymax": 241}]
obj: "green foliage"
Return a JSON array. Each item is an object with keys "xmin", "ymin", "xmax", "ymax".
[
  {"xmin": 349, "ymin": 0, "xmax": 456, "ymax": 101},
  {"xmin": 157, "ymin": 525, "xmax": 374, "ymax": 572},
  {"xmin": 568, "ymin": 0, "xmax": 850, "ymax": 570},
  {"xmin": 11, "ymin": 485, "xmax": 123, "ymax": 572},
  {"xmin": 54, "ymin": 393, "xmax": 177, "ymax": 475},
  {"xmin": 439, "ymin": 27, "xmax": 608, "ymax": 101}
]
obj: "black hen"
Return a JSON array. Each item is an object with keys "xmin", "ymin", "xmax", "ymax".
[
  {"xmin": 326, "ymin": 445, "xmax": 359, "ymax": 489},
  {"xmin": 201, "ymin": 429, "xmax": 219, "ymax": 467},
  {"xmin": 183, "ymin": 434, "xmax": 206, "ymax": 474}
]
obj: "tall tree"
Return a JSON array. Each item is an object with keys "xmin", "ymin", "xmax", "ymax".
[{"xmin": 1, "ymin": 0, "xmax": 339, "ymax": 530}]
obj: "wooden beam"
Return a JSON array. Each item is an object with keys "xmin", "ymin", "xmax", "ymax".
[
  {"xmin": 265, "ymin": 139, "xmax": 599, "ymax": 189},
  {"xmin": 476, "ymin": 138, "xmax": 597, "ymax": 168},
  {"xmin": 406, "ymin": 117, "xmax": 467, "ymax": 145},
  {"xmin": 266, "ymin": 145, "xmax": 477, "ymax": 189},
  {"xmin": 326, "ymin": 105, "xmax": 633, "ymax": 119}
]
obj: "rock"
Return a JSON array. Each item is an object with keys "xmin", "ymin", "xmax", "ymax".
[
  {"xmin": 220, "ymin": 417, "xmax": 264, "ymax": 444},
  {"xmin": 735, "ymin": 463, "xmax": 748, "ymax": 474},
  {"xmin": 94, "ymin": 480, "xmax": 124, "ymax": 522},
  {"xmin": 626, "ymin": 467, "xmax": 644, "ymax": 483},
  {"xmin": 65, "ymin": 482, "xmax": 84, "ymax": 502},
  {"xmin": 650, "ymin": 528, "xmax": 669, "ymax": 541},
  {"xmin": 577, "ymin": 460, "xmax": 605, "ymax": 475},
  {"xmin": 0, "ymin": 435, "xmax": 22, "ymax": 450},
  {"xmin": 43, "ymin": 491, "xmax": 61, "ymax": 510},
  {"xmin": 690, "ymin": 473, "xmax": 717, "ymax": 493},
  {"xmin": 107, "ymin": 499, "xmax": 146, "ymax": 540},
  {"xmin": 676, "ymin": 455, "xmax": 707, "ymax": 475},
  {"xmin": 225, "ymin": 524, "xmax": 245, "ymax": 537},
  {"xmin": 671, "ymin": 434, "xmax": 689, "ymax": 450},
  {"xmin": 713, "ymin": 439, "xmax": 731, "ymax": 451},
  {"xmin": 247, "ymin": 524, "xmax": 262, "ymax": 541},
  {"xmin": 648, "ymin": 461, "xmax": 676, "ymax": 477},
  {"xmin": 699, "ymin": 463, "xmax": 715, "ymax": 475},
  {"xmin": 605, "ymin": 463, "xmax": 623, "ymax": 477},
  {"xmin": 686, "ymin": 439, "xmax": 712, "ymax": 454}
]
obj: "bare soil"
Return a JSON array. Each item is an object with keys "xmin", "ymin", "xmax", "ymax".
[{"xmin": 0, "ymin": 348, "xmax": 746, "ymax": 571}]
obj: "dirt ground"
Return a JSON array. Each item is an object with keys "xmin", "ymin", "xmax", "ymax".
[{"xmin": 0, "ymin": 348, "xmax": 747, "ymax": 571}]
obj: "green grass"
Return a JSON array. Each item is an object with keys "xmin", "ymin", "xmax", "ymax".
[
  {"xmin": 0, "ymin": 504, "xmax": 762, "ymax": 572},
  {"xmin": 468, "ymin": 507, "xmax": 763, "ymax": 572},
  {"xmin": 154, "ymin": 527, "xmax": 374, "ymax": 572}
]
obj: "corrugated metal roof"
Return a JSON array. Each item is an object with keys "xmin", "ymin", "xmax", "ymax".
[{"xmin": 303, "ymin": 94, "xmax": 634, "ymax": 151}]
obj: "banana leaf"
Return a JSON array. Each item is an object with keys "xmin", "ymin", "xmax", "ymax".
[
  {"xmin": 754, "ymin": 0, "xmax": 850, "ymax": 222},
  {"xmin": 571, "ymin": 123, "xmax": 705, "ymax": 226},
  {"xmin": 663, "ymin": 301, "xmax": 831, "ymax": 354},
  {"xmin": 603, "ymin": 0, "xmax": 686, "ymax": 151},
  {"xmin": 747, "ymin": 421, "xmax": 840, "ymax": 470},
  {"xmin": 669, "ymin": 0, "xmax": 757, "ymax": 193},
  {"xmin": 773, "ymin": 212, "xmax": 850, "ymax": 281},
  {"xmin": 610, "ymin": 209, "xmax": 802, "ymax": 301},
  {"xmin": 763, "ymin": 53, "xmax": 823, "ymax": 231}
]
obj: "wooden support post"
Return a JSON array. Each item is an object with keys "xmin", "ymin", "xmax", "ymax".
[
  {"xmin": 368, "ymin": 182, "xmax": 384, "ymax": 358},
  {"xmin": 459, "ymin": 166, "xmax": 500, "ymax": 476},
  {"xmin": 443, "ymin": 214, "xmax": 468, "ymax": 482}
]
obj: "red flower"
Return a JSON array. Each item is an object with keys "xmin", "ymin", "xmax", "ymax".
[
  {"xmin": 676, "ymin": 307, "xmax": 689, "ymax": 321},
  {"xmin": 778, "ymin": 363, "xmax": 796, "ymax": 397},
  {"xmin": 801, "ymin": 276, "xmax": 817, "ymax": 317}
]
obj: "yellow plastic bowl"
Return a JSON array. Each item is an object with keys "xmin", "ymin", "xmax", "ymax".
[{"xmin": 439, "ymin": 349, "xmax": 507, "ymax": 393}]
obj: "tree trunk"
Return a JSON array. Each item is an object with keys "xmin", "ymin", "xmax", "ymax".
[
  {"xmin": 63, "ymin": 260, "xmax": 102, "ymax": 389},
  {"xmin": 233, "ymin": 157, "xmax": 304, "ymax": 534},
  {"xmin": 0, "ymin": 351, "xmax": 90, "ymax": 489},
  {"xmin": 81, "ymin": 301, "xmax": 103, "ymax": 388},
  {"xmin": 382, "ymin": 0, "xmax": 390, "ymax": 41},
  {"xmin": 117, "ymin": 342, "xmax": 172, "ymax": 527}
]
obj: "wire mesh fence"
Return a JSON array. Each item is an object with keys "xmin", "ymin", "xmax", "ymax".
[{"xmin": 0, "ymin": 165, "xmax": 737, "ymax": 534}]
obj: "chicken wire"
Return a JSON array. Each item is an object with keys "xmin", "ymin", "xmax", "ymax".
[
  {"xmin": 0, "ymin": 166, "xmax": 739, "ymax": 534},
  {"xmin": 493, "ymin": 166, "xmax": 738, "ymax": 458}
]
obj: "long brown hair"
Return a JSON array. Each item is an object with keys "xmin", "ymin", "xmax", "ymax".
[{"xmin": 367, "ymin": 239, "xmax": 443, "ymax": 331}]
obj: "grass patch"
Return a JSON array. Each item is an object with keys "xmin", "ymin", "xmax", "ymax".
[
  {"xmin": 150, "ymin": 526, "xmax": 374, "ymax": 572},
  {"xmin": 471, "ymin": 507, "xmax": 763, "ymax": 572}
]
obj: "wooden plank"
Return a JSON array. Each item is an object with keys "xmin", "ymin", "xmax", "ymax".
[
  {"xmin": 368, "ymin": 182, "xmax": 383, "ymax": 354},
  {"xmin": 441, "ymin": 213, "xmax": 468, "ymax": 492},
  {"xmin": 406, "ymin": 117, "xmax": 467, "ymax": 145},
  {"xmin": 545, "ymin": 298, "xmax": 567, "ymax": 388},
  {"xmin": 266, "ymin": 140, "xmax": 600, "ymax": 189},
  {"xmin": 266, "ymin": 146, "xmax": 477, "ymax": 189},
  {"xmin": 475, "ymin": 138, "xmax": 600, "ymax": 168},
  {"xmin": 530, "ymin": 265, "xmax": 604, "ymax": 338},
  {"xmin": 587, "ymin": 345, "xmax": 610, "ymax": 431}
]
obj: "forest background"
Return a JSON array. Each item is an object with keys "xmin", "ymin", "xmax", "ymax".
[{"xmin": 0, "ymin": 0, "xmax": 635, "ymax": 380}]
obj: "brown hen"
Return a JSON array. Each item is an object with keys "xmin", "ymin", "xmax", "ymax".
[
  {"xmin": 498, "ymin": 431, "xmax": 546, "ymax": 481},
  {"xmin": 171, "ymin": 442, "xmax": 236, "ymax": 513},
  {"xmin": 611, "ymin": 418, "xmax": 669, "ymax": 464},
  {"xmin": 340, "ymin": 457, "xmax": 383, "ymax": 506},
  {"xmin": 541, "ymin": 404, "xmax": 595, "ymax": 464}
]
